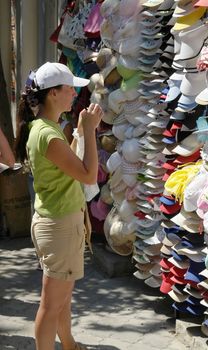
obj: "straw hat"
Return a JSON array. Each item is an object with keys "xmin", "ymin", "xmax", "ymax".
[
  {"xmin": 100, "ymin": 183, "xmax": 113, "ymax": 205},
  {"xmin": 104, "ymin": 207, "xmax": 136, "ymax": 256}
]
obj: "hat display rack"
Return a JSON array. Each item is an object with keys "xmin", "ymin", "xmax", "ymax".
[
  {"xmin": 100, "ymin": 0, "xmax": 208, "ymax": 335},
  {"xmin": 99, "ymin": 0, "xmax": 145, "ymax": 256},
  {"xmin": 50, "ymin": 0, "xmax": 208, "ymax": 336},
  {"xmin": 129, "ymin": 1, "xmax": 177, "ymax": 287},
  {"xmin": 156, "ymin": 1, "xmax": 208, "ymax": 335},
  {"xmin": 50, "ymin": 0, "xmax": 116, "ymax": 235}
]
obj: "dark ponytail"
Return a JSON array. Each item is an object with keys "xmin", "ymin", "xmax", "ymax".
[
  {"xmin": 15, "ymin": 96, "xmax": 35, "ymax": 162},
  {"xmin": 15, "ymin": 86, "xmax": 51, "ymax": 162}
]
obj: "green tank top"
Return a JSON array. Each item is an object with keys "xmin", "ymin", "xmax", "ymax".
[{"xmin": 27, "ymin": 118, "xmax": 85, "ymax": 218}]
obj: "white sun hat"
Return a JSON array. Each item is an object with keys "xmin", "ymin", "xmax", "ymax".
[
  {"xmin": 118, "ymin": 199, "xmax": 137, "ymax": 223},
  {"xmin": 108, "ymin": 89, "xmax": 126, "ymax": 114},
  {"xmin": 34, "ymin": 62, "xmax": 89, "ymax": 89},
  {"xmin": 106, "ymin": 151, "xmax": 122, "ymax": 174},
  {"xmin": 122, "ymin": 173, "xmax": 138, "ymax": 187},
  {"xmin": 100, "ymin": 0, "xmax": 120, "ymax": 18},
  {"xmin": 104, "ymin": 207, "xmax": 135, "ymax": 256},
  {"xmin": 112, "ymin": 122, "xmax": 130, "ymax": 141},
  {"xmin": 118, "ymin": 0, "xmax": 142, "ymax": 17},
  {"xmin": 122, "ymin": 138, "xmax": 141, "ymax": 163}
]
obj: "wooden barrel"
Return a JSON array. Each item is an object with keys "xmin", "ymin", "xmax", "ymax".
[{"xmin": 0, "ymin": 170, "xmax": 31, "ymax": 237}]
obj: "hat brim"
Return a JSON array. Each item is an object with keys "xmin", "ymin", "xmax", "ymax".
[{"xmin": 72, "ymin": 76, "xmax": 90, "ymax": 87}]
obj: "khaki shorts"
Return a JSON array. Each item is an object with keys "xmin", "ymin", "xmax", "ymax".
[{"xmin": 31, "ymin": 210, "xmax": 85, "ymax": 281}]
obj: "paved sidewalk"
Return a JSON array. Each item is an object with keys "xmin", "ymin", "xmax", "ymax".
[{"xmin": 0, "ymin": 237, "xmax": 189, "ymax": 350}]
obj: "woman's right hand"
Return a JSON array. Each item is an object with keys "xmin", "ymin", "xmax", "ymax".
[{"xmin": 79, "ymin": 103, "xmax": 103, "ymax": 132}]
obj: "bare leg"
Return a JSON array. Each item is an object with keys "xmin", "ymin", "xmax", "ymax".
[
  {"xmin": 35, "ymin": 275, "xmax": 74, "ymax": 350},
  {"xmin": 57, "ymin": 281, "xmax": 76, "ymax": 350}
]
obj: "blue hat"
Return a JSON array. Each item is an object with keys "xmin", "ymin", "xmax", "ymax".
[
  {"xmin": 177, "ymin": 94, "xmax": 197, "ymax": 111},
  {"xmin": 186, "ymin": 304, "xmax": 206, "ymax": 316},
  {"xmin": 172, "ymin": 250, "xmax": 187, "ymax": 262},
  {"xmin": 162, "ymin": 137, "xmax": 176, "ymax": 144},
  {"xmin": 185, "ymin": 261, "xmax": 205, "ymax": 284},
  {"xmin": 173, "ymin": 302, "xmax": 206, "ymax": 315},
  {"xmin": 162, "ymin": 87, "xmax": 169, "ymax": 95},
  {"xmin": 172, "ymin": 301, "xmax": 189, "ymax": 314},
  {"xmin": 160, "ymin": 196, "xmax": 176, "ymax": 206},
  {"xmin": 25, "ymin": 70, "xmax": 36, "ymax": 87},
  {"xmin": 163, "ymin": 227, "xmax": 183, "ymax": 235},
  {"xmin": 186, "ymin": 295, "xmax": 202, "ymax": 306}
]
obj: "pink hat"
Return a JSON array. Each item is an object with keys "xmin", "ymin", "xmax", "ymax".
[
  {"xmin": 90, "ymin": 198, "xmax": 110, "ymax": 221},
  {"xmin": 197, "ymin": 189, "xmax": 208, "ymax": 219},
  {"xmin": 160, "ymin": 273, "xmax": 174, "ymax": 294},
  {"xmin": 97, "ymin": 164, "xmax": 108, "ymax": 184},
  {"xmin": 84, "ymin": 3, "xmax": 103, "ymax": 37},
  {"xmin": 194, "ymin": 0, "xmax": 208, "ymax": 6}
]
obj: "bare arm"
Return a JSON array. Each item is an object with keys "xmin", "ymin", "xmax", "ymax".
[
  {"xmin": 46, "ymin": 103, "xmax": 103, "ymax": 185},
  {"xmin": 0, "ymin": 128, "xmax": 15, "ymax": 167}
]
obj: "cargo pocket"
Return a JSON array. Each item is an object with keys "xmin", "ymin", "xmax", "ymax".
[{"xmin": 76, "ymin": 223, "xmax": 85, "ymax": 251}]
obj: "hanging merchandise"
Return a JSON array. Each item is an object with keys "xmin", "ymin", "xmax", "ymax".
[
  {"xmin": 98, "ymin": 0, "xmax": 208, "ymax": 338},
  {"xmin": 156, "ymin": 0, "xmax": 208, "ymax": 337},
  {"xmin": 50, "ymin": 0, "xmax": 208, "ymax": 337},
  {"xmin": 58, "ymin": 1, "xmax": 96, "ymax": 50}
]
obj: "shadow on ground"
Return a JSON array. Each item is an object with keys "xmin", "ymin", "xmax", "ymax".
[{"xmin": 0, "ymin": 237, "xmax": 176, "ymax": 349}]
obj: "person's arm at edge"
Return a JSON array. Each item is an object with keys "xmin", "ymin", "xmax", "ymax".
[{"xmin": 0, "ymin": 128, "xmax": 15, "ymax": 167}]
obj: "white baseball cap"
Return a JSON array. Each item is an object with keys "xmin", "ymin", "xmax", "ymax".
[{"xmin": 34, "ymin": 62, "xmax": 89, "ymax": 90}]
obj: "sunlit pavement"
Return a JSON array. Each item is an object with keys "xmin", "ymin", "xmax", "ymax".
[{"xmin": 0, "ymin": 237, "xmax": 188, "ymax": 350}]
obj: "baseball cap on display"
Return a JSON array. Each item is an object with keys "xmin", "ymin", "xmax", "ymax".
[
  {"xmin": 142, "ymin": 0, "xmax": 164, "ymax": 7},
  {"xmin": 139, "ymin": 38, "xmax": 163, "ymax": 50},
  {"xmin": 172, "ymin": 149, "xmax": 201, "ymax": 164},
  {"xmin": 172, "ymin": 133, "xmax": 203, "ymax": 156},
  {"xmin": 180, "ymin": 71, "xmax": 207, "ymax": 97},
  {"xmin": 173, "ymin": 1, "xmax": 200, "ymax": 18},
  {"xmin": 196, "ymin": 87, "xmax": 208, "ymax": 105},
  {"xmin": 34, "ymin": 62, "xmax": 90, "ymax": 89},
  {"xmin": 168, "ymin": 256, "xmax": 190, "ymax": 269},
  {"xmin": 174, "ymin": 23, "xmax": 208, "ymax": 61},
  {"xmin": 162, "ymin": 136, "xmax": 176, "ymax": 144},
  {"xmin": 177, "ymin": 94, "xmax": 198, "ymax": 111},
  {"xmin": 172, "ymin": 6, "xmax": 206, "ymax": 31},
  {"xmin": 162, "ymin": 233, "xmax": 181, "ymax": 247},
  {"xmin": 170, "ymin": 206, "xmax": 201, "ymax": 232},
  {"xmin": 185, "ymin": 261, "xmax": 206, "ymax": 284},
  {"xmin": 165, "ymin": 73, "xmax": 184, "ymax": 102}
]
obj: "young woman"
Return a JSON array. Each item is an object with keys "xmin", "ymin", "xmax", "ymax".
[
  {"xmin": 0, "ymin": 127, "xmax": 15, "ymax": 168},
  {"xmin": 16, "ymin": 62, "xmax": 103, "ymax": 350}
]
